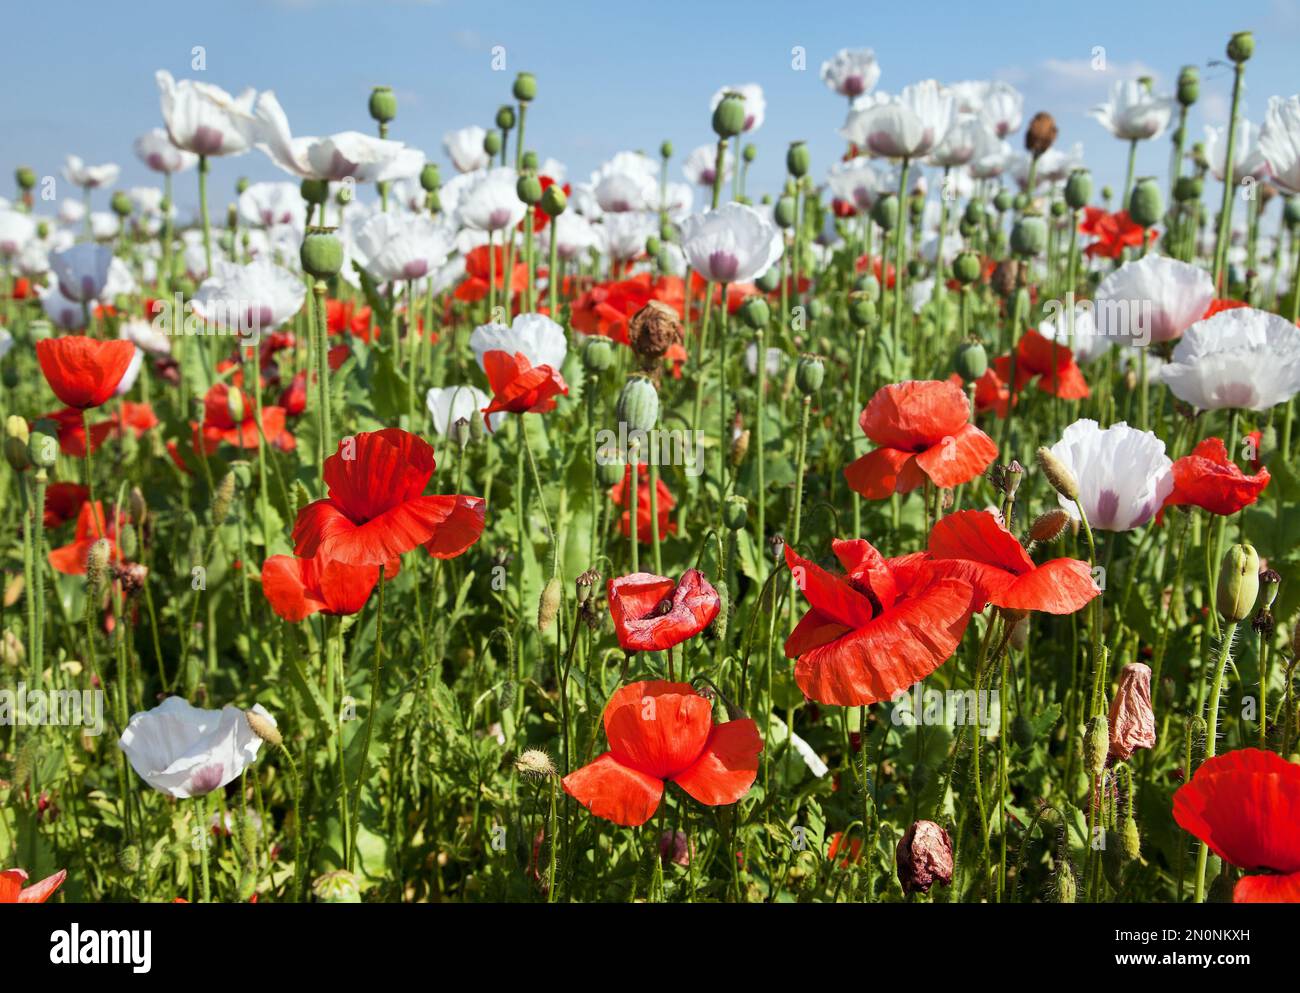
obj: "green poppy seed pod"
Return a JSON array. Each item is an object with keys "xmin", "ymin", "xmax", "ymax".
[
  {"xmin": 786, "ymin": 141, "xmax": 810, "ymax": 178},
  {"xmin": 712, "ymin": 92, "xmax": 746, "ymax": 138},
  {"xmin": 796, "ymin": 355, "xmax": 824, "ymax": 396},
  {"xmin": 117, "ymin": 523, "xmax": 138, "ymax": 561},
  {"xmin": 538, "ymin": 576, "xmax": 562, "ymax": 633},
  {"xmin": 584, "ymin": 336, "xmax": 615, "ymax": 373},
  {"xmin": 313, "ymin": 870, "xmax": 362, "ymax": 904},
  {"xmin": 300, "ymin": 229, "xmax": 343, "ymax": 280},
  {"xmin": 300, "ymin": 178, "xmax": 329, "ymax": 206},
  {"xmin": 540, "ymin": 183, "xmax": 567, "ymax": 218},
  {"xmin": 419, "ymin": 163, "xmax": 441, "ymax": 193},
  {"xmin": 16, "ymin": 165, "xmax": 36, "ymax": 191},
  {"xmin": 755, "ymin": 266, "xmax": 781, "ymax": 293},
  {"xmin": 985, "ymin": 192, "xmax": 1007, "ymax": 215},
  {"xmin": 1013, "ymin": 193, "xmax": 1030, "ymax": 212},
  {"xmin": 1128, "ymin": 177, "xmax": 1163, "ymax": 228},
  {"xmin": 1174, "ymin": 175, "xmax": 1203, "ymax": 203},
  {"xmin": 495, "ymin": 104, "xmax": 516, "ymax": 131},
  {"xmin": 521, "ymin": 150, "xmax": 539, "ymax": 172},
  {"xmin": 4, "ymin": 415, "xmax": 30, "ymax": 471},
  {"xmin": 659, "ymin": 140, "xmax": 673, "ymax": 159},
  {"xmin": 28, "ymin": 420, "xmax": 59, "ymax": 470},
  {"xmin": 644, "ymin": 235, "xmax": 661, "ymax": 259},
  {"xmin": 723, "ymin": 496, "xmax": 749, "ymax": 531},
  {"xmin": 1261, "ymin": 568, "xmax": 1281, "ymax": 611},
  {"xmin": 212, "ymin": 471, "xmax": 237, "ymax": 525},
  {"xmin": 598, "ymin": 459, "xmax": 625, "ymax": 488},
  {"xmin": 871, "ymin": 193, "xmax": 899, "ymax": 232},
  {"xmin": 963, "ymin": 198, "xmax": 985, "ymax": 225},
  {"xmin": 1084, "ymin": 716, "xmax": 1109, "ymax": 778},
  {"xmin": 1178, "ymin": 65, "xmax": 1200, "ymax": 107},
  {"xmin": 110, "ymin": 190, "xmax": 132, "ymax": 218},
  {"xmin": 1218, "ymin": 543, "xmax": 1260, "ymax": 622},
  {"xmin": 774, "ymin": 195, "xmax": 798, "ymax": 229},
  {"xmin": 952, "ymin": 251, "xmax": 983, "ymax": 286},
  {"xmin": 1227, "ymin": 31, "xmax": 1254, "ymax": 63},
  {"xmin": 848, "ymin": 292, "xmax": 876, "ymax": 327},
  {"xmin": 512, "ymin": 71, "xmax": 537, "ymax": 102},
  {"xmin": 742, "ymin": 143, "xmax": 757, "ymax": 163},
  {"xmin": 1010, "ymin": 213, "xmax": 1047, "ymax": 258},
  {"xmin": 1064, "ymin": 169, "xmax": 1093, "ymax": 210},
  {"xmin": 1285, "ymin": 196, "xmax": 1300, "ymax": 229},
  {"xmin": 739, "ymin": 295, "xmax": 770, "ymax": 330},
  {"xmin": 483, "ymin": 130, "xmax": 502, "ymax": 157},
  {"xmin": 617, "ymin": 376, "xmax": 659, "ymax": 433},
  {"xmin": 1036, "ymin": 446, "xmax": 1079, "ymax": 502},
  {"xmin": 952, "ymin": 339, "xmax": 988, "ymax": 384},
  {"xmin": 368, "ymin": 85, "xmax": 396, "ymax": 124},
  {"xmin": 516, "ymin": 173, "xmax": 543, "ymax": 206},
  {"xmin": 87, "ymin": 538, "xmax": 111, "ymax": 592}
]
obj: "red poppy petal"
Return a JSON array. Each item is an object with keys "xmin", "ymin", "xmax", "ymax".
[
  {"xmin": 672, "ymin": 719, "xmax": 763, "ymax": 806},
  {"xmin": 912, "ymin": 424, "xmax": 999, "ymax": 489},
  {"xmin": 16, "ymin": 868, "xmax": 66, "ymax": 904},
  {"xmin": 784, "ymin": 544, "xmax": 876, "ymax": 630},
  {"xmin": 1233, "ymin": 871, "xmax": 1300, "ymax": 903},
  {"xmin": 295, "ymin": 494, "xmax": 464, "ymax": 566},
  {"xmin": 323, "ymin": 428, "xmax": 436, "ymax": 521},
  {"xmin": 36, "ymin": 337, "xmax": 135, "ymax": 409},
  {"xmin": 999, "ymin": 558, "xmax": 1100, "ymax": 614},
  {"xmin": 608, "ymin": 573, "xmax": 677, "ymax": 623},
  {"xmin": 0, "ymin": 869, "xmax": 25, "ymax": 903},
  {"xmin": 785, "ymin": 608, "xmax": 852, "ymax": 657},
  {"xmin": 929, "ymin": 510, "xmax": 1035, "ymax": 574},
  {"xmin": 261, "ymin": 555, "xmax": 324, "ymax": 622},
  {"xmin": 562, "ymin": 753, "xmax": 664, "ymax": 827},
  {"xmin": 603, "ymin": 680, "xmax": 713, "ymax": 780},
  {"xmin": 833, "ymin": 538, "xmax": 898, "ymax": 611},
  {"xmin": 422, "ymin": 494, "xmax": 487, "ymax": 559},
  {"xmin": 859, "ymin": 380, "xmax": 970, "ymax": 450},
  {"xmin": 844, "ymin": 447, "xmax": 915, "ymax": 499}
]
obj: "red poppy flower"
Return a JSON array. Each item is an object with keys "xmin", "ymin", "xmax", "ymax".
[
  {"xmin": 1173, "ymin": 749, "xmax": 1300, "ymax": 903},
  {"xmin": 783, "ymin": 539, "xmax": 974, "ymax": 707},
  {"xmin": 993, "ymin": 330, "xmax": 1089, "ymax": 400},
  {"xmin": 844, "ymin": 380, "xmax": 998, "ymax": 499},
  {"xmin": 111, "ymin": 401, "xmax": 159, "ymax": 439},
  {"xmin": 261, "ymin": 550, "xmax": 388, "ymax": 622},
  {"xmin": 607, "ymin": 569, "xmax": 720, "ymax": 652},
  {"xmin": 1161, "ymin": 437, "xmax": 1269, "ymax": 519},
  {"xmin": 609, "ymin": 462, "xmax": 676, "ymax": 543},
  {"xmin": 38, "ymin": 407, "xmax": 115, "ymax": 457},
  {"xmin": 292, "ymin": 428, "xmax": 486, "ymax": 567},
  {"xmin": 201, "ymin": 383, "xmax": 292, "ymax": 451},
  {"xmin": 1080, "ymin": 208, "xmax": 1153, "ymax": 260},
  {"xmin": 279, "ymin": 371, "xmax": 308, "ymax": 416},
  {"xmin": 827, "ymin": 831, "xmax": 863, "ymax": 868},
  {"xmin": 855, "ymin": 253, "xmax": 896, "ymax": 289},
  {"xmin": 562, "ymin": 680, "xmax": 763, "ymax": 826},
  {"xmin": 455, "ymin": 245, "xmax": 528, "ymax": 304},
  {"xmin": 48, "ymin": 501, "xmax": 124, "ymax": 575},
  {"xmin": 326, "ymin": 298, "xmax": 378, "ymax": 341},
  {"xmin": 35, "ymin": 336, "xmax": 136, "ymax": 409},
  {"xmin": 919, "ymin": 510, "xmax": 1100, "ymax": 614},
  {"xmin": 479, "ymin": 350, "xmax": 568, "ymax": 426},
  {"xmin": 43, "ymin": 482, "xmax": 89, "ymax": 527},
  {"xmin": 167, "ymin": 421, "xmax": 223, "ymax": 475},
  {"xmin": 571, "ymin": 273, "xmax": 685, "ymax": 344},
  {"xmin": 0, "ymin": 867, "xmax": 67, "ymax": 903}
]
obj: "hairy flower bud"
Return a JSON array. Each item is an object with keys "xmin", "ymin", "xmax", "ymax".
[
  {"xmin": 1036, "ymin": 446, "xmax": 1079, "ymax": 502},
  {"xmin": 1054, "ymin": 864, "xmax": 1077, "ymax": 903},
  {"xmin": 1084, "ymin": 716, "xmax": 1109, "ymax": 778},
  {"xmin": 312, "ymin": 869, "xmax": 361, "ymax": 904},
  {"xmin": 895, "ymin": 820, "xmax": 954, "ymax": 895},
  {"xmin": 212, "ymin": 471, "xmax": 237, "ymax": 525},
  {"xmin": 1028, "ymin": 508, "xmax": 1071, "ymax": 543},
  {"xmin": 1218, "ymin": 543, "xmax": 1260, "ymax": 622},
  {"xmin": 537, "ymin": 576, "xmax": 562, "ymax": 633},
  {"xmin": 246, "ymin": 708, "xmax": 282, "ymax": 747},
  {"xmin": 87, "ymin": 538, "xmax": 112, "ymax": 593},
  {"xmin": 515, "ymin": 748, "xmax": 556, "ymax": 780}
]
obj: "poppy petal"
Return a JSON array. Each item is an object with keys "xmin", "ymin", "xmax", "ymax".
[
  {"xmin": 672, "ymin": 718, "xmax": 763, "ymax": 806},
  {"xmin": 422, "ymin": 494, "xmax": 487, "ymax": 559},
  {"xmin": 912, "ymin": 423, "xmax": 999, "ymax": 489},
  {"xmin": 844, "ymin": 447, "xmax": 915, "ymax": 500},
  {"xmin": 784, "ymin": 544, "xmax": 876, "ymax": 630},
  {"xmin": 261, "ymin": 554, "xmax": 325, "ymax": 622},
  {"xmin": 562, "ymin": 753, "xmax": 664, "ymax": 827},
  {"xmin": 603, "ymin": 680, "xmax": 713, "ymax": 780},
  {"xmin": 1233, "ymin": 871, "xmax": 1300, "ymax": 903},
  {"xmin": 999, "ymin": 558, "xmax": 1100, "ymax": 614},
  {"xmin": 15, "ymin": 868, "xmax": 66, "ymax": 904}
]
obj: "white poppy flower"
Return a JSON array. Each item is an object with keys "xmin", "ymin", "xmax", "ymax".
[
  {"xmin": 118, "ymin": 697, "xmax": 274, "ymax": 799},
  {"xmin": 929, "ymin": 116, "xmax": 986, "ymax": 168},
  {"xmin": 254, "ymin": 92, "xmax": 423, "ymax": 183},
  {"xmin": 192, "ymin": 258, "xmax": 306, "ymax": 337},
  {"xmin": 1048, "ymin": 419, "xmax": 1174, "ymax": 532},
  {"xmin": 114, "ymin": 347, "xmax": 144, "ymax": 396},
  {"xmin": 840, "ymin": 80, "xmax": 955, "ymax": 160},
  {"xmin": 156, "ymin": 70, "xmax": 259, "ymax": 157},
  {"xmin": 58, "ymin": 199, "xmax": 86, "ymax": 226},
  {"xmin": 820, "ymin": 48, "xmax": 881, "ymax": 99},
  {"xmin": 443, "ymin": 125, "xmax": 491, "ymax": 174},
  {"xmin": 683, "ymin": 144, "xmax": 734, "ymax": 188},
  {"xmin": 426, "ymin": 384, "xmax": 502, "ymax": 434},
  {"xmin": 457, "ymin": 167, "xmax": 526, "ymax": 233},
  {"xmin": 121, "ymin": 317, "xmax": 171, "ymax": 356},
  {"xmin": 1160, "ymin": 307, "xmax": 1300, "ymax": 412},
  {"xmin": 40, "ymin": 285, "xmax": 87, "ymax": 330},
  {"xmin": 591, "ymin": 152, "xmax": 660, "ymax": 213},
  {"xmin": 64, "ymin": 155, "xmax": 120, "ymax": 190},
  {"xmin": 1258, "ymin": 95, "xmax": 1300, "ymax": 195},
  {"xmin": 540, "ymin": 211, "xmax": 600, "ymax": 262},
  {"xmin": 1093, "ymin": 255, "xmax": 1214, "ymax": 346},
  {"xmin": 710, "ymin": 83, "xmax": 766, "ymax": 132},
  {"xmin": 354, "ymin": 211, "xmax": 453, "ymax": 283},
  {"xmin": 90, "ymin": 213, "xmax": 120, "ymax": 240},
  {"xmin": 980, "ymin": 82, "xmax": 1024, "ymax": 139},
  {"xmin": 50, "ymin": 243, "xmax": 113, "ymax": 302},
  {"xmin": 0, "ymin": 209, "xmax": 36, "ymax": 259},
  {"xmin": 600, "ymin": 211, "xmax": 658, "ymax": 262},
  {"xmin": 969, "ymin": 129, "xmax": 1013, "ymax": 180},
  {"xmin": 238, "ymin": 181, "xmax": 306, "ymax": 229},
  {"xmin": 134, "ymin": 128, "xmax": 198, "ymax": 174},
  {"xmin": 1090, "ymin": 79, "xmax": 1174, "ymax": 142},
  {"xmin": 1205, "ymin": 120, "xmax": 1268, "ymax": 185},
  {"xmin": 470, "ymin": 313, "xmax": 567, "ymax": 373},
  {"xmin": 826, "ymin": 157, "xmax": 890, "ymax": 211},
  {"xmin": 679, "ymin": 202, "xmax": 783, "ymax": 284}
]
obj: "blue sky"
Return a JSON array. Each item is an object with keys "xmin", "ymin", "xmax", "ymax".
[{"xmin": 4, "ymin": 0, "xmax": 1299, "ymax": 218}]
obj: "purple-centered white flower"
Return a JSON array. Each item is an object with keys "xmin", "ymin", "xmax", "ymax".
[
  {"xmin": 929, "ymin": 116, "xmax": 986, "ymax": 168},
  {"xmin": 1048, "ymin": 419, "xmax": 1173, "ymax": 532},
  {"xmin": 840, "ymin": 80, "xmax": 955, "ymax": 160},
  {"xmin": 134, "ymin": 128, "xmax": 198, "ymax": 174},
  {"xmin": 820, "ymin": 48, "xmax": 881, "ymax": 99},
  {"xmin": 155, "ymin": 70, "xmax": 258, "ymax": 157},
  {"xmin": 1258, "ymin": 95, "xmax": 1300, "ymax": 195},
  {"xmin": 600, "ymin": 212, "xmax": 659, "ymax": 263},
  {"xmin": 683, "ymin": 144, "xmax": 734, "ymax": 188},
  {"xmin": 679, "ymin": 202, "xmax": 783, "ymax": 284},
  {"xmin": 470, "ymin": 313, "xmax": 567, "ymax": 373},
  {"xmin": 192, "ymin": 258, "xmax": 306, "ymax": 338},
  {"xmin": 710, "ymin": 83, "xmax": 766, "ymax": 132},
  {"xmin": 539, "ymin": 211, "xmax": 600, "ymax": 262},
  {"xmin": 253, "ymin": 92, "xmax": 422, "ymax": 183},
  {"xmin": 50, "ymin": 243, "xmax": 113, "ymax": 302},
  {"xmin": 443, "ymin": 126, "xmax": 491, "ymax": 174},
  {"xmin": 1205, "ymin": 120, "xmax": 1268, "ymax": 185},
  {"xmin": 969, "ymin": 128, "xmax": 1013, "ymax": 179},
  {"xmin": 118, "ymin": 697, "xmax": 274, "ymax": 799},
  {"xmin": 63, "ymin": 155, "xmax": 119, "ymax": 190},
  {"xmin": 457, "ymin": 167, "xmax": 527, "ymax": 233},
  {"xmin": 826, "ymin": 157, "xmax": 890, "ymax": 211},
  {"xmin": 980, "ymin": 82, "xmax": 1024, "ymax": 139},
  {"xmin": 1093, "ymin": 255, "xmax": 1214, "ymax": 347},
  {"xmin": 0, "ymin": 209, "xmax": 36, "ymax": 259},
  {"xmin": 1160, "ymin": 307, "xmax": 1300, "ymax": 412},
  {"xmin": 1090, "ymin": 79, "xmax": 1174, "ymax": 142},
  {"xmin": 121, "ymin": 317, "xmax": 171, "ymax": 357},
  {"xmin": 238, "ymin": 181, "xmax": 306, "ymax": 230},
  {"xmin": 591, "ymin": 152, "xmax": 660, "ymax": 213},
  {"xmin": 353, "ymin": 211, "xmax": 453, "ymax": 283}
]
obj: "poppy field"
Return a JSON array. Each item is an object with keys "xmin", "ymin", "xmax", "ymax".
[{"xmin": 5, "ymin": 17, "xmax": 1300, "ymax": 911}]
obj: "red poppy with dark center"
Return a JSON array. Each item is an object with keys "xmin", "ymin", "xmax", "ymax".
[
  {"xmin": 201, "ymin": 382, "xmax": 293, "ymax": 451},
  {"xmin": 916, "ymin": 510, "xmax": 1100, "ymax": 614},
  {"xmin": 993, "ymin": 329, "xmax": 1089, "ymax": 400},
  {"xmin": 292, "ymin": 428, "xmax": 485, "ymax": 567},
  {"xmin": 783, "ymin": 539, "xmax": 974, "ymax": 706},
  {"xmin": 0, "ymin": 867, "xmax": 66, "ymax": 903},
  {"xmin": 479, "ymin": 350, "xmax": 568, "ymax": 427},
  {"xmin": 1080, "ymin": 208, "xmax": 1154, "ymax": 260},
  {"xmin": 38, "ymin": 407, "xmax": 115, "ymax": 457},
  {"xmin": 609, "ymin": 462, "xmax": 676, "ymax": 543},
  {"xmin": 562, "ymin": 680, "xmax": 763, "ymax": 826},
  {"xmin": 48, "ymin": 501, "xmax": 125, "ymax": 575},
  {"xmin": 1161, "ymin": 437, "xmax": 1269, "ymax": 519},
  {"xmin": 844, "ymin": 380, "xmax": 998, "ymax": 499},
  {"xmin": 35, "ymin": 336, "xmax": 136, "ymax": 409},
  {"xmin": 607, "ymin": 569, "xmax": 720, "ymax": 652},
  {"xmin": 262, "ymin": 550, "xmax": 391, "ymax": 622},
  {"xmin": 43, "ymin": 482, "xmax": 89, "ymax": 528},
  {"xmin": 1173, "ymin": 748, "xmax": 1300, "ymax": 903}
]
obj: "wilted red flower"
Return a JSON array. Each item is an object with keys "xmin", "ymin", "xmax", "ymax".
[
  {"xmin": 43, "ymin": 482, "xmax": 89, "ymax": 527},
  {"xmin": 562, "ymin": 680, "xmax": 763, "ymax": 826},
  {"xmin": 1173, "ymin": 749, "xmax": 1300, "ymax": 902},
  {"xmin": 1108, "ymin": 662, "xmax": 1156, "ymax": 762},
  {"xmin": 895, "ymin": 820, "xmax": 953, "ymax": 895},
  {"xmin": 48, "ymin": 501, "xmax": 124, "ymax": 575},
  {"xmin": 35, "ymin": 336, "xmax": 136, "ymax": 409},
  {"xmin": 607, "ymin": 569, "xmax": 720, "ymax": 651},
  {"xmin": 479, "ymin": 351, "xmax": 568, "ymax": 426},
  {"xmin": 201, "ymin": 383, "xmax": 293, "ymax": 451},
  {"xmin": 1080, "ymin": 208, "xmax": 1154, "ymax": 260},
  {"xmin": 918, "ymin": 510, "xmax": 1100, "ymax": 614},
  {"xmin": 1160, "ymin": 437, "xmax": 1269, "ymax": 518},
  {"xmin": 0, "ymin": 867, "xmax": 67, "ymax": 903},
  {"xmin": 292, "ymin": 428, "xmax": 486, "ymax": 567},
  {"xmin": 609, "ymin": 462, "xmax": 676, "ymax": 543},
  {"xmin": 39, "ymin": 407, "xmax": 115, "ymax": 457},
  {"xmin": 261, "ymin": 550, "xmax": 388, "ymax": 622},
  {"xmin": 783, "ymin": 539, "xmax": 974, "ymax": 707},
  {"xmin": 844, "ymin": 380, "xmax": 998, "ymax": 499},
  {"xmin": 994, "ymin": 329, "xmax": 1089, "ymax": 400}
]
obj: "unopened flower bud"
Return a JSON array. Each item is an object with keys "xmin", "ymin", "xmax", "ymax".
[
  {"xmin": 87, "ymin": 538, "xmax": 112, "ymax": 593},
  {"xmin": 723, "ymin": 496, "xmax": 748, "ymax": 531},
  {"xmin": 895, "ymin": 820, "xmax": 953, "ymax": 895},
  {"xmin": 1084, "ymin": 715, "xmax": 1109, "ymax": 778},
  {"xmin": 1036, "ymin": 446, "xmax": 1079, "ymax": 502},
  {"xmin": 1054, "ymin": 863, "xmax": 1077, "ymax": 903},
  {"xmin": 1028, "ymin": 508, "xmax": 1071, "ymax": 543},
  {"xmin": 537, "ymin": 576, "xmax": 562, "ymax": 633},
  {"xmin": 117, "ymin": 523, "xmax": 138, "ymax": 561},
  {"xmin": 245, "ymin": 708, "xmax": 282, "ymax": 747},
  {"xmin": 226, "ymin": 387, "xmax": 246, "ymax": 425},
  {"xmin": 1217, "ymin": 543, "xmax": 1260, "ymax": 622},
  {"xmin": 212, "ymin": 471, "xmax": 236, "ymax": 525},
  {"xmin": 729, "ymin": 429, "xmax": 750, "ymax": 467},
  {"xmin": 515, "ymin": 748, "xmax": 556, "ymax": 780},
  {"xmin": 4, "ymin": 415, "xmax": 30, "ymax": 471}
]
